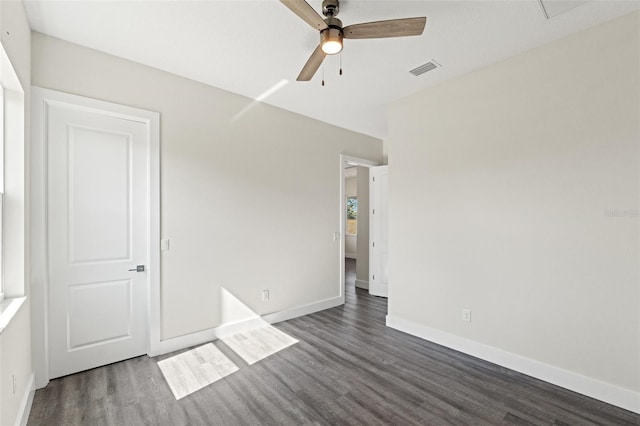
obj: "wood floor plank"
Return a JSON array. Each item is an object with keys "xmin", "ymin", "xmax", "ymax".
[{"xmin": 28, "ymin": 260, "xmax": 640, "ymax": 425}]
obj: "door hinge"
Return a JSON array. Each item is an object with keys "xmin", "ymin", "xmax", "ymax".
[
  {"xmin": 373, "ymin": 176, "xmax": 375, "ymax": 182},
  {"xmin": 373, "ymin": 209, "xmax": 375, "ymax": 215},
  {"xmin": 372, "ymin": 242, "xmax": 375, "ymax": 248},
  {"xmin": 372, "ymin": 275, "xmax": 375, "ymax": 280}
]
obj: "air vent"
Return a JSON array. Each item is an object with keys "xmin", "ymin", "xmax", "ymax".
[{"xmin": 409, "ymin": 61, "xmax": 440, "ymax": 77}]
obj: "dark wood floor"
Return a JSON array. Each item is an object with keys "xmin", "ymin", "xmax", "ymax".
[{"xmin": 29, "ymin": 259, "xmax": 640, "ymax": 425}]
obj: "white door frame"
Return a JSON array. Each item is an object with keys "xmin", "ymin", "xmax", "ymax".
[
  {"xmin": 339, "ymin": 154, "xmax": 378, "ymax": 304},
  {"xmin": 30, "ymin": 87, "xmax": 161, "ymax": 388}
]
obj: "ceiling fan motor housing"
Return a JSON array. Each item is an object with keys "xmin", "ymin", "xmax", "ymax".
[{"xmin": 322, "ymin": 0, "xmax": 340, "ymax": 17}]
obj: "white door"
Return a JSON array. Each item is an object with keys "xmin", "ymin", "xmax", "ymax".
[
  {"xmin": 369, "ymin": 166, "xmax": 389, "ymax": 297},
  {"xmin": 47, "ymin": 99, "xmax": 150, "ymax": 379}
]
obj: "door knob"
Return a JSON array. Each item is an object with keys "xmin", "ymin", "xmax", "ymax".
[{"xmin": 128, "ymin": 265, "xmax": 145, "ymax": 272}]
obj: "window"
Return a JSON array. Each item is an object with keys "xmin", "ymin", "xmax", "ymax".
[
  {"xmin": 0, "ymin": 84, "xmax": 4, "ymax": 301},
  {"xmin": 0, "ymin": 42, "xmax": 25, "ymax": 302},
  {"xmin": 346, "ymin": 196, "xmax": 357, "ymax": 235},
  {"xmin": 0, "ymin": 42, "xmax": 26, "ymax": 310}
]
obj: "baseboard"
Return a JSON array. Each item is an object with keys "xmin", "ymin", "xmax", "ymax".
[
  {"xmin": 149, "ymin": 316, "xmax": 267, "ymax": 357},
  {"xmin": 263, "ymin": 296, "xmax": 343, "ymax": 325},
  {"xmin": 386, "ymin": 315, "xmax": 640, "ymax": 414},
  {"xmin": 16, "ymin": 373, "xmax": 35, "ymax": 426},
  {"xmin": 345, "ymin": 253, "xmax": 357, "ymax": 259},
  {"xmin": 149, "ymin": 296, "xmax": 343, "ymax": 357},
  {"xmin": 355, "ymin": 279, "xmax": 369, "ymax": 290}
]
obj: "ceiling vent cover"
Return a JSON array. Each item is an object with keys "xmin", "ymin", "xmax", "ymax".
[{"xmin": 410, "ymin": 61, "xmax": 439, "ymax": 76}]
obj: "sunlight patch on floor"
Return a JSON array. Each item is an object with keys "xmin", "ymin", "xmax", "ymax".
[
  {"xmin": 158, "ymin": 288, "xmax": 300, "ymax": 399},
  {"xmin": 157, "ymin": 343, "xmax": 239, "ymax": 400},
  {"xmin": 221, "ymin": 325, "xmax": 299, "ymax": 365}
]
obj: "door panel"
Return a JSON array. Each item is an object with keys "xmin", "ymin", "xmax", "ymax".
[
  {"xmin": 68, "ymin": 279, "xmax": 133, "ymax": 350},
  {"xmin": 68, "ymin": 125, "xmax": 132, "ymax": 264},
  {"xmin": 370, "ymin": 166, "xmax": 389, "ymax": 297},
  {"xmin": 48, "ymin": 101, "xmax": 149, "ymax": 379}
]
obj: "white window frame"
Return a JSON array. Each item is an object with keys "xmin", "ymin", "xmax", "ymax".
[
  {"xmin": 0, "ymin": 41, "xmax": 27, "ymax": 326},
  {"xmin": 0, "ymin": 83, "xmax": 5, "ymax": 303}
]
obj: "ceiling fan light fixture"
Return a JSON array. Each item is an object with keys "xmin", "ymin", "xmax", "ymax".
[{"xmin": 321, "ymin": 26, "xmax": 343, "ymax": 55}]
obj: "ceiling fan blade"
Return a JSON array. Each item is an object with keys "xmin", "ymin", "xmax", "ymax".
[
  {"xmin": 343, "ymin": 17, "xmax": 426, "ymax": 39},
  {"xmin": 280, "ymin": 0, "xmax": 328, "ymax": 31},
  {"xmin": 297, "ymin": 44, "xmax": 326, "ymax": 81}
]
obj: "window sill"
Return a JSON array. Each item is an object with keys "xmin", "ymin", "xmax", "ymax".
[{"xmin": 0, "ymin": 296, "xmax": 26, "ymax": 334}]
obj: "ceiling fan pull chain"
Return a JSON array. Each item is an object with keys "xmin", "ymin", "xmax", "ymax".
[
  {"xmin": 322, "ymin": 62, "xmax": 325, "ymax": 86},
  {"xmin": 340, "ymin": 52, "xmax": 343, "ymax": 76}
]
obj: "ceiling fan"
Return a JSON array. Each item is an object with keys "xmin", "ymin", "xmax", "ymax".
[{"xmin": 280, "ymin": 0, "xmax": 427, "ymax": 81}]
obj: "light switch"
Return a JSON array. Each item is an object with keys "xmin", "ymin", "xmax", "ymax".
[
  {"xmin": 462, "ymin": 309, "xmax": 471, "ymax": 322},
  {"xmin": 160, "ymin": 239, "xmax": 170, "ymax": 251}
]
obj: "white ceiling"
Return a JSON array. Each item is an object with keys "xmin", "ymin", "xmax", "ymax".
[{"xmin": 24, "ymin": 0, "xmax": 640, "ymax": 139}]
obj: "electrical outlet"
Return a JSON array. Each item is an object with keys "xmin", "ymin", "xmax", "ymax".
[
  {"xmin": 462, "ymin": 309, "xmax": 471, "ymax": 322},
  {"xmin": 262, "ymin": 290, "xmax": 270, "ymax": 302}
]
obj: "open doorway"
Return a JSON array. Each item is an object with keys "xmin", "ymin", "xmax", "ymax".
[
  {"xmin": 339, "ymin": 155, "xmax": 378, "ymax": 303},
  {"xmin": 344, "ymin": 167, "xmax": 358, "ymax": 293}
]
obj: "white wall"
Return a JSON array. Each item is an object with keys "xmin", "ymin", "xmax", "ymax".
[
  {"xmin": 31, "ymin": 33, "xmax": 383, "ymax": 342},
  {"xmin": 0, "ymin": 1, "xmax": 33, "ymax": 424},
  {"xmin": 355, "ymin": 166, "xmax": 370, "ymax": 288},
  {"xmin": 387, "ymin": 11, "xmax": 639, "ymax": 409},
  {"xmin": 345, "ymin": 174, "xmax": 357, "ymax": 195}
]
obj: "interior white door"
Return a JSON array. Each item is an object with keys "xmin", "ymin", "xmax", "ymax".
[
  {"xmin": 47, "ymin": 100, "xmax": 149, "ymax": 379},
  {"xmin": 369, "ymin": 166, "xmax": 389, "ymax": 297}
]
